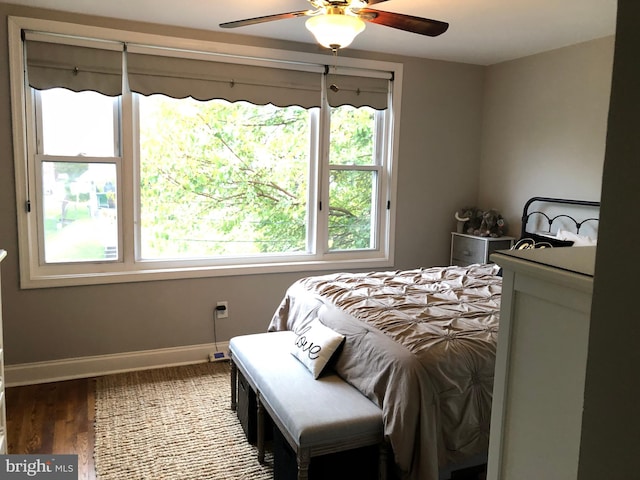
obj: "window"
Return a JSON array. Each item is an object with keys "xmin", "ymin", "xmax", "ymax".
[
  {"xmin": 328, "ymin": 105, "xmax": 382, "ymax": 251},
  {"xmin": 9, "ymin": 18, "xmax": 401, "ymax": 287},
  {"xmin": 137, "ymin": 96, "xmax": 312, "ymax": 259},
  {"xmin": 36, "ymin": 88, "xmax": 121, "ymax": 263}
]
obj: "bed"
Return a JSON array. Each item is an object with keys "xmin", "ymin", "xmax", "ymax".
[
  {"xmin": 267, "ymin": 197, "xmax": 600, "ymax": 480},
  {"xmin": 517, "ymin": 196, "xmax": 599, "ymax": 247}
]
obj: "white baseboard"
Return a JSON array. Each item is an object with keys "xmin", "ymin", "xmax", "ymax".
[{"xmin": 5, "ymin": 341, "xmax": 230, "ymax": 387}]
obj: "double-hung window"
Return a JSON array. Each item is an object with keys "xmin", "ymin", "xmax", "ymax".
[{"xmin": 9, "ymin": 17, "xmax": 401, "ymax": 288}]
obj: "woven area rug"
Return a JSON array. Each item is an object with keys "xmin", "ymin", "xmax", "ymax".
[{"xmin": 94, "ymin": 362, "xmax": 273, "ymax": 480}]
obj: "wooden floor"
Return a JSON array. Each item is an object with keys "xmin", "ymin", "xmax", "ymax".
[
  {"xmin": 6, "ymin": 377, "xmax": 96, "ymax": 480},
  {"xmin": 6, "ymin": 375, "xmax": 486, "ymax": 480}
]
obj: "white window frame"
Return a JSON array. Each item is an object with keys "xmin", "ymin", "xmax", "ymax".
[
  {"xmin": 8, "ymin": 16, "xmax": 402, "ymax": 289},
  {"xmin": 32, "ymin": 87, "xmax": 123, "ymax": 266},
  {"xmin": 34, "ymin": 154, "xmax": 124, "ymax": 264}
]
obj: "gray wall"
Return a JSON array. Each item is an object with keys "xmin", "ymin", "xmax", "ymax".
[
  {"xmin": 580, "ymin": 0, "xmax": 640, "ymax": 477},
  {"xmin": 478, "ymin": 36, "xmax": 614, "ymax": 232},
  {"xmin": 0, "ymin": 4, "xmax": 484, "ymax": 365}
]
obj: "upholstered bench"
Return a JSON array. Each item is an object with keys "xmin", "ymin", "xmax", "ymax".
[{"xmin": 229, "ymin": 331, "xmax": 387, "ymax": 480}]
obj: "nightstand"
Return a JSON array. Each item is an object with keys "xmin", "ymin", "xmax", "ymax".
[{"xmin": 450, "ymin": 232, "xmax": 514, "ymax": 266}]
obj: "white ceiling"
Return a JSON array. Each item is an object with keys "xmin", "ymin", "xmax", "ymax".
[{"xmin": 3, "ymin": 0, "xmax": 617, "ymax": 65}]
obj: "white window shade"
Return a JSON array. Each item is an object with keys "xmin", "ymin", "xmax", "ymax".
[
  {"xmin": 23, "ymin": 32, "xmax": 390, "ymax": 110},
  {"xmin": 25, "ymin": 40, "xmax": 123, "ymax": 96},
  {"xmin": 326, "ymin": 73, "xmax": 389, "ymax": 110},
  {"xmin": 126, "ymin": 51, "xmax": 323, "ymax": 108}
]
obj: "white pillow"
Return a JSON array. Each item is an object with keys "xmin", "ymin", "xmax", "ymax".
[
  {"xmin": 556, "ymin": 229, "xmax": 597, "ymax": 246},
  {"xmin": 291, "ymin": 318, "xmax": 345, "ymax": 379}
]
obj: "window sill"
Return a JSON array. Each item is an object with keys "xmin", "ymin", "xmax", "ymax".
[{"xmin": 20, "ymin": 256, "xmax": 395, "ymax": 289}]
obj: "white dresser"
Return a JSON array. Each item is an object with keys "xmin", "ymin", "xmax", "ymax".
[
  {"xmin": 487, "ymin": 246, "xmax": 596, "ymax": 480},
  {"xmin": 0, "ymin": 250, "xmax": 6, "ymax": 454}
]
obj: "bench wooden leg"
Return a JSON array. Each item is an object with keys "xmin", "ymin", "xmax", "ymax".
[
  {"xmin": 378, "ymin": 441, "xmax": 388, "ymax": 480},
  {"xmin": 257, "ymin": 394, "xmax": 265, "ymax": 464},
  {"xmin": 230, "ymin": 355, "xmax": 237, "ymax": 411},
  {"xmin": 296, "ymin": 448, "xmax": 311, "ymax": 480}
]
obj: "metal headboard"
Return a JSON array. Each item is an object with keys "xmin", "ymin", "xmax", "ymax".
[{"xmin": 520, "ymin": 196, "xmax": 600, "ymax": 238}]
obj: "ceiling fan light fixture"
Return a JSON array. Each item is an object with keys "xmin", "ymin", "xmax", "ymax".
[{"xmin": 305, "ymin": 13, "xmax": 365, "ymax": 50}]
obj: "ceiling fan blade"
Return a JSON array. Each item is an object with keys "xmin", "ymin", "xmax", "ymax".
[
  {"xmin": 364, "ymin": 0, "xmax": 390, "ymax": 4},
  {"xmin": 359, "ymin": 8, "xmax": 449, "ymax": 36},
  {"xmin": 220, "ymin": 10, "xmax": 313, "ymax": 29}
]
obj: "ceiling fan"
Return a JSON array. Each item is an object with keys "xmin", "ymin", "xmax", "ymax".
[{"xmin": 220, "ymin": 0, "xmax": 449, "ymax": 53}]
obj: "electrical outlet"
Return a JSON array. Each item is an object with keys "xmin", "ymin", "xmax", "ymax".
[
  {"xmin": 209, "ymin": 351, "xmax": 228, "ymax": 362},
  {"xmin": 216, "ymin": 301, "xmax": 229, "ymax": 319}
]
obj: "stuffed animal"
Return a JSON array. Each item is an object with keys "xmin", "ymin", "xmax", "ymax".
[
  {"xmin": 455, "ymin": 207, "xmax": 483, "ymax": 235},
  {"xmin": 476, "ymin": 209, "xmax": 506, "ymax": 237}
]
